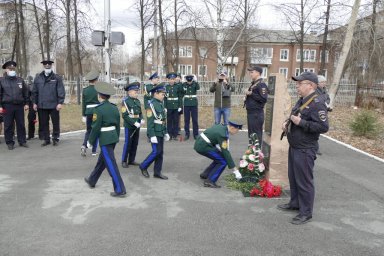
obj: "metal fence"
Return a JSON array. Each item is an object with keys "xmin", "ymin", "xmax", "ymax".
[{"xmin": 64, "ymin": 80, "xmax": 384, "ymax": 107}]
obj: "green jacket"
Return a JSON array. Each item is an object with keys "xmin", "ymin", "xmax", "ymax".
[
  {"xmin": 89, "ymin": 100, "xmax": 120, "ymax": 146},
  {"xmin": 121, "ymin": 96, "xmax": 143, "ymax": 129},
  {"xmin": 182, "ymin": 81, "xmax": 200, "ymax": 107},
  {"xmin": 146, "ymin": 98, "xmax": 167, "ymax": 137},
  {"xmin": 165, "ymin": 83, "xmax": 183, "ymax": 110},
  {"xmin": 82, "ymin": 84, "xmax": 99, "ymax": 116},
  {"xmin": 144, "ymin": 83, "xmax": 155, "ymax": 109},
  {"xmin": 209, "ymin": 81, "xmax": 235, "ymax": 108},
  {"xmin": 194, "ymin": 124, "xmax": 235, "ymax": 169}
]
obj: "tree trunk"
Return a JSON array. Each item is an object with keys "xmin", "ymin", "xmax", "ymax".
[
  {"xmin": 44, "ymin": 0, "xmax": 50, "ymax": 59},
  {"xmin": 73, "ymin": 0, "xmax": 83, "ymax": 76},
  {"xmin": 319, "ymin": 0, "xmax": 331, "ymax": 76},
  {"xmin": 174, "ymin": 0, "xmax": 179, "ymax": 72},
  {"xmin": 32, "ymin": 0, "xmax": 45, "ymax": 60},
  {"xmin": 329, "ymin": 0, "xmax": 361, "ymax": 108},
  {"xmin": 18, "ymin": 0, "xmax": 28, "ymax": 77},
  {"xmin": 13, "ymin": 0, "xmax": 22, "ymax": 74},
  {"xmin": 139, "ymin": 0, "xmax": 145, "ymax": 81},
  {"xmin": 299, "ymin": 0, "xmax": 304, "ymax": 73},
  {"xmin": 65, "ymin": 0, "xmax": 74, "ymax": 80},
  {"xmin": 158, "ymin": 0, "xmax": 169, "ymax": 74}
]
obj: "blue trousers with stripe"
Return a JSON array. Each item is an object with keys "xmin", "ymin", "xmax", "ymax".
[
  {"xmin": 88, "ymin": 143, "xmax": 126, "ymax": 194},
  {"xmin": 139, "ymin": 137, "xmax": 164, "ymax": 176},
  {"xmin": 197, "ymin": 150, "xmax": 227, "ymax": 182},
  {"xmin": 121, "ymin": 127, "xmax": 140, "ymax": 163}
]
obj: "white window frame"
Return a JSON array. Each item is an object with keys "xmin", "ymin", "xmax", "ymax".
[
  {"xmin": 179, "ymin": 46, "xmax": 192, "ymax": 58},
  {"xmin": 295, "ymin": 68, "xmax": 315, "ymax": 76},
  {"xmin": 179, "ymin": 65, "xmax": 192, "ymax": 76},
  {"xmin": 198, "ymin": 65, "xmax": 207, "ymax": 77},
  {"xmin": 251, "ymin": 47, "xmax": 273, "ymax": 58},
  {"xmin": 261, "ymin": 67, "xmax": 268, "ymax": 79},
  {"xmin": 280, "ymin": 49, "xmax": 289, "ymax": 61},
  {"xmin": 279, "ymin": 67, "xmax": 289, "ymax": 78},
  {"xmin": 319, "ymin": 50, "xmax": 329, "ymax": 63},
  {"xmin": 296, "ymin": 49, "xmax": 316, "ymax": 62}
]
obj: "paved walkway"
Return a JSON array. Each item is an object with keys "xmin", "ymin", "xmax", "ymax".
[{"xmin": 0, "ymin": 131, "xmax": 383, "ymax": 255}]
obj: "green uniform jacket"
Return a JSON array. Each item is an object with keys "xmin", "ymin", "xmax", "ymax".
[
  {"xmin": 182, "ymin": 81, "xmax": 200, "ymax": 107},
  {"xmin": 144, "ymin": 83, "xmax": 155, "ymax": 109},
  {"xmin": 121, "ymin": 96, "xmax": 143, "ymax": 129},
  {"xmin": 209, "ymin": 81, "xmax": 235, "ymax": 108},
  {"xmin": 146, "ymin": 98, "xmax": 167, "ymax": 137},
  {"xmin": 89, "ymin": 100, "xmax": 120, "ymax": 146},
  {"xmin": 165, "ymin": 83, "xmax": 183, "ymax": 110},
  {"xmin": 194, "ymin": 124, "xmax": 235, "ymax": 169},
  {"xmin": 82, "ymin": 84, "xmax": 99, "ymax": 116}
]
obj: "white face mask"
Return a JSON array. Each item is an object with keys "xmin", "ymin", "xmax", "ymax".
[
  {"xmin": 44, "ymin": 68, "xmax": 52, "ymax": 75},
  {"xmin": 7, "ymin": 70, "xmax": 16, "ymax": 77}
]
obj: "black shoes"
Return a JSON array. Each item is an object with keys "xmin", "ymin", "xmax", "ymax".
[
  {"xmin": 7, "ymin": 144, "xmax": 14, "ymax": 150},
  {"xmin": 84, "ymin": 177, "xmax": 95, "ymax": 188},
  {"xmin": 154, "ymin": 174, "xmax": 168, "ymax": 180},
  {"xmin": 277, "ymin": 203, "xmax": 299, "ymax": 211},
  {"xmin": 128, "ymin": 161, "xmax": 140, "ymax": 166},
  {"xmin": 290, "ymin": 214, "xmax": 312, "ymax": 225},
  {"xmin": 200, "ymin": 174, "xmax": 207, "ymax": 179},
  {"xmin": 203, "ymin": 180, "xmax": 221, "ymax": 188},
  {"xmin": 110, "ymin": 191, "xmax": 126, "ymax": 198},
  {"xmin": 140, "ymin": 168, "xmax": 149, "ymax": 178},
  {"xmin": 122, "ymin": 162, "xmax": 129, "ymax": 168},
  {"xmin": 27, "ymin": 136, "xmax": 34, "ymax": 140},
  {"xmin": 41, "ymin": 141, "xmax": 51, "ymax": 147},
  {"xmin": 19, "ymin": 143, "xmax": 29, "ymax": 148},
  {"xmin": 52, "ymin": 140, "xmax": 58, "ymax": 146}
]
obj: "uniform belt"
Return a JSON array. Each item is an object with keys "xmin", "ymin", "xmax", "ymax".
[
  {"xmin": 167, "ymin": 97, "xmax": 178, "ymax": 100},
  {"xmin": 129, "ymin": 114, "xmax": 140, "ymax": 118},
  {"xmin": 184, "ymin": 95, "xmax": 197, "ymax": 98},
  {"xmin": 154, "ymin": 120, "xmax": 163, "ymax": 124},
  {"xmin": 86, "ymin": 104, "xmax": 98, "ymax": 108},
  {"xmin": 101, "ymin": 126, "xmax": 115, "ymax": 132}
]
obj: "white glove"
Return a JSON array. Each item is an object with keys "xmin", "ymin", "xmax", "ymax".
[
  {"xmin": 164, "ymin": 133, "xmax": 170, "ymax": 141},
  {"xmin": 233, "ymin": 169, "xmax": 242, "ymax": 180},
  {"xmin": 150, "ymin": 136, "xmax": 158, "ymax": 144},
  {"xmin": 134, "ymin": 122, "xmax": 141, "ymax": 128},
  {"xmin": 140, "ymin": 119, "xmax": 145, "ymax": 125},
  {"xmin": 178, "ymin": 108, "xmax": 182, "ymax": 112},
  {"xmin": 82, "ymin": 116, "xmax": 86, "ymax": 123}
]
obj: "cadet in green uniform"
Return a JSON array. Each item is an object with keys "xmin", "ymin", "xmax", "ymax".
[
  {"xmin": 84, "ymin": 82, "xmax": 126, "ymax": 197},
  {"xmin": 144, "ymin": 72, "xmax": 159, "ymax": 109},
  {"xmin": 165, "ymin": 72, "xmax": 183, "ymax": 140},
  {"xmin": 194, "ymin": 121, "xmax": 242, "ymax": 188},
  {"xmin": 121, "ymin": 82, "xmax": 143, "ymax": 168},
  {"xmin": 81, "ymin": 70, "xmax": 100, "ymax": 157},
  {"xmin": 139, "ymin": 85, "xmax": 170, "ymax": 179},
  {"xmin": 182, "ymin": 75, "xmax": 200, "ymax": 140}
]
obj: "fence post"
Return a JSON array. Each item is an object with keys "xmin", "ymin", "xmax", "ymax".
[{"xmin": 77, "ymin": 77, "xmax": 81, "ymax": 105}]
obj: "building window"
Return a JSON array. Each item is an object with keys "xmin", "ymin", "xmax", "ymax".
[
  {"xmin": 199, "ymin": 47, "xmax": 207, "ymax": 58},
  {"xmin": 261, "ymin": 67, "xmax": 268, "ymax": 79},
  {"xmin": 280, "ymin": 49, "xmax": 289, "ymax": 61},
  {"xmin": 250, "ymin": 48, "xmax": 273, "ymax": 65},
  {"xmin": 295, "ymin": 67, "xmax": 315, "ymax": 76},
  {"xmin": 296, "ymin": 49, "xmax": 316, "ymax": 62},
  {"xmin": 178, "ymin": 46, "xmax": 192, "ymax": 57},
  {"xmin": 198, "ymin": 65, "xmax": 207, "ymax": 77},
  {"xmin": 279, "ymin": 68, "xmax": 288, "ymax": 78},
  {"xmin": 179, "ymin": 65, "xmax": 192, "ymax": 76},
  {"xmin": 319, "ymin": 50, "xmax": 329, "ymax": 63}
]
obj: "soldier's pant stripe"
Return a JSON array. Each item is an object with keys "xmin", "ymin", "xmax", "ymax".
[
  {"xmin": 101, "ymin": 146, "xmax": 122, "ymax": 193},
  {"xmin": 122, "ymin": 128, "xmax": 130, "ymax": 162},
  {"xmin": 140, "ymin": 143, "xmax": 158, "ymax": 169},
  {"xmin": 207, "ymin": 151, "xmax": 227, "ymax": 182}
]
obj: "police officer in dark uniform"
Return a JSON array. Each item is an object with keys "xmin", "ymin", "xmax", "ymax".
[
  {"xmin": 0, "ymin": 61, "xmax": 29, "ymax": 150},
  {"xmin": 121, "ymin": 82, "xmax": 143, "ymax": 168},
  {"xmin": 139, "ymin": 85, "xmax": 170, "ymax": 179},
  {"xmin": 165, "ymin": 72, "xmax": 183, "ymax": 140},
  {"xmin": 245, "ymin": 65, "xmax": 268, "ymax": 144},
  {"xmin": 81, "ymin": 70, "xmax": 100, "ymax": 157},
  {"xmin": 32, "ymin": 60, "xmax": 65, "ymax": 146},
  {"xmin": 84, "ymin": 82, "xmax": 126, "ymax": 197},
  {"xmin": 277, "ymin": 72, "xmax": 329, "ymax": 225},
  {"xmin": 194, "ymin": 120, "xmax": 242, "ymax": 188},
  {"xmin": 144, "ymin": 72, "xmax": 160, "ymax": 110},
  {"xmin": 183, "ymin": 74, "xmax": 200, "ymax": 140}
]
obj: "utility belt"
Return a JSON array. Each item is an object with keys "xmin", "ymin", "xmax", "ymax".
[
  {"xmin": 101, "ymin": 126, "xmax": 115, "ymax": 132},
  {"xmin": 154, "ymin": 120, "xmax": 164, "ymax": 125},
  {"xmin": 167, "ymin": 97, "xmax": 178, "ymax": 101},
  {"xmin": 86, "ymin": 104, "xmax": 98, "ymax": 108},
  {"xmin": 184, "ymin": 95, "xmax": 197, "ymax": 98}
]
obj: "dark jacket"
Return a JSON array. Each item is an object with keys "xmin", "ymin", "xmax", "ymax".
[
  {"xmin": 0, "ymin": 75, "xmax": 29, "ymax": 107},
  {"xmin": 287, "ymin": 92, "xmax": 329, "ymax": 149},
  {"xmin": 33, "ymin": 72, "xmax": 65, "ymax": 109},
  {"xmin": 209, "ymin": 81, "xmax": 235, "ymax": 108},
  {"xmin": 245, "ymin": 78, "xmax": 268, "ymax": 111}
]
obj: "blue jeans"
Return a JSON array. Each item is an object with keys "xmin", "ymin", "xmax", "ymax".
[{"xmin": 214, "ymin": 107, "xmax": 231, "ymax": 125}]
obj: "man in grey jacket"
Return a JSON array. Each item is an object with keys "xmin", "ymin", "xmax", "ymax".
[{"xmin": 32, "ymin": 60, "xmax": 65, "ymax": 146}]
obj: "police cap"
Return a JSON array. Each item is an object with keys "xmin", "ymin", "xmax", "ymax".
[
  {"xmin": 149, "ymin": 84, "xmax": 166, "ymax": 93},
  {"xmin": 2, "ymin": 60, "xmax": 17, "ymax": 69},
  {"xmin": 84, "ymin": 70, "xmax": 99, "ymax": 81},
  {"xmin": 292, "ymin": 71, "xmax": 318, "ymax": 85},
  {"xmin": 166, "ymin": 72, "xmax": 177, "ymax": 79},
  {"xmin": 41, "ymin": 60, "xmax": 54, "ymax": 65},
  {"xmin": 247, "ymin": 65, "xmax": 263, "ymax": 74},
  {"xmin": 124, "ymin": 81, "xmax": 140, "ymax": 91},
  {"xmin": 228, "ymin": 120, "xmax": 243, "ymax": 130},
  {"xmin": 95, "ymin": 81, "xmax": 116, "ymax": 96},
  {"xmin": 185, "ymin": 75, "xmax": 194, "ymax": 82},
  {"xmin": 149, "ymin": 72, "xmax": 159, "ymax": 80}
]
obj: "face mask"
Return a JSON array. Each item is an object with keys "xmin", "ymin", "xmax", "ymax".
[
  {"xmin": 7, "ymin": 70, "xmax": 16, "ymax": 77},
  {"xmin": 44, "ymin": 69, "xmax": 52, "ymax": 75}
]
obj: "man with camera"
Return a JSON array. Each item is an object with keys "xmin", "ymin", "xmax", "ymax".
[{"xmin": 209, "ymin": 71, "xmax": 235, "ymax": 125}]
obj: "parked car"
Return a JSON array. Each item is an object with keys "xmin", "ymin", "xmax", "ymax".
[{"xmin": 114, "ymin": 75, "xmax": 140, "ymax": 89}]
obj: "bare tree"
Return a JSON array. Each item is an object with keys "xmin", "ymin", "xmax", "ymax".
[
  {"xmin": 73, "ymin": 0, "xmax": 82, "ymax": 76},
  {"xmin": 319, "ymin": 0, "xmax": 331, "ymax": 76},
  {"xmin": 43, "ymin": 0, "xmax": 51, "ymax": 59},
  {"xmin": 32, "ymin": 0, "xmax": 45, "ymax": 60}
]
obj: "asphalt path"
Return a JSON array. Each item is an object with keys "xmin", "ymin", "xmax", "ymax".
[{"xmin": 0, "ymin": 131, "xmax": 383, "ymax": 256}]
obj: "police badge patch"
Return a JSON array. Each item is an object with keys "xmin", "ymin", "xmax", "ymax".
[
  {"xmin": 92, "ymin": 113, "xmax": 97, "ymax": 122},
  {"xmin": 221, "ymin": 140, "xmax": 228, "ymax": 149},
  {"xmin": 121, "ymin": 107, "xmax": 126, "ymax": 113},
  {"xmin": 318, "ymin": 110, "xmax": 327, "ymax": 121},
  {"xmin": 146, "ymin": 109, "xmax": 152, "ymax": 118}
]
